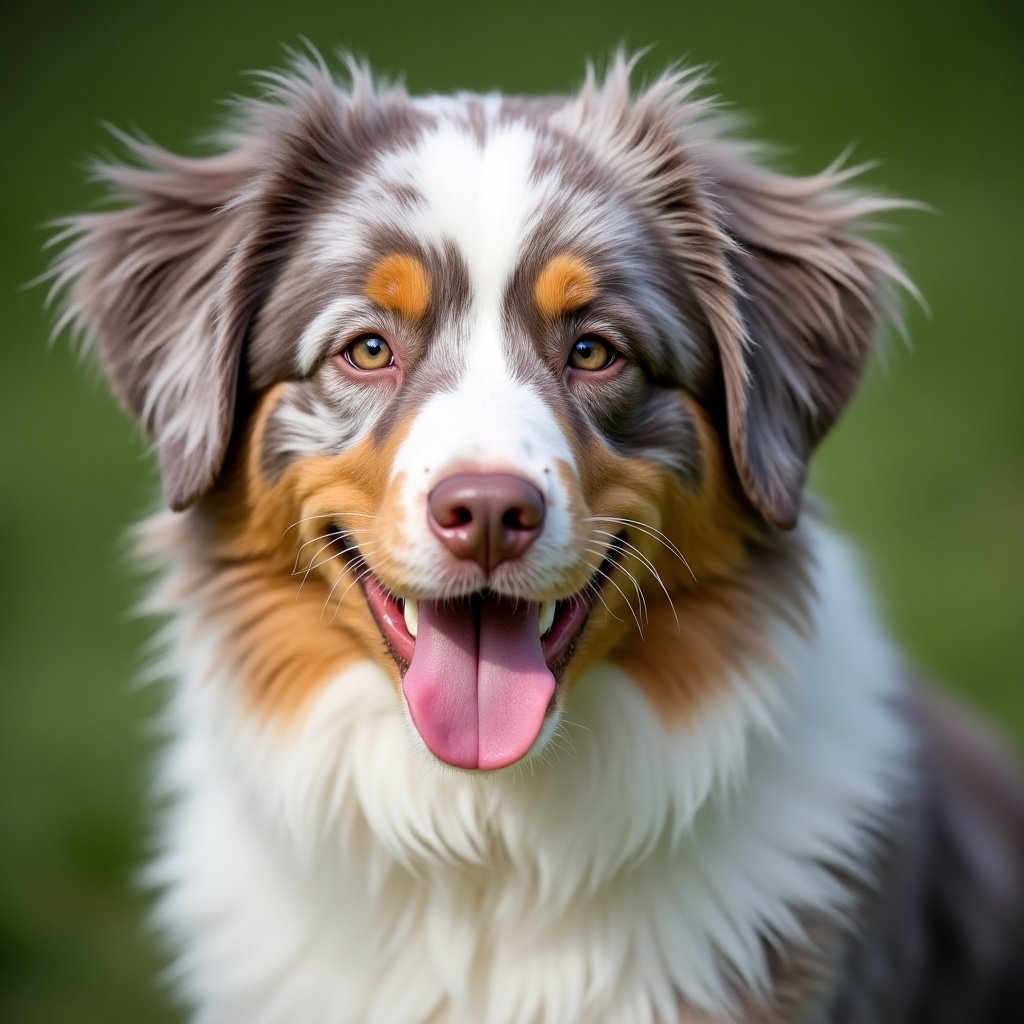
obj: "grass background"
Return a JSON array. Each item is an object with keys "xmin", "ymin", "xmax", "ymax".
[{"xmin": 2, "ymin": 0, "xmax": 1021, "ymax": 1019}]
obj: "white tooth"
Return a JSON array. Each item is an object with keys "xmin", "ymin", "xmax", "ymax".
[
  {"xmin": 538, "ymin": 600, "xmax": 556, "ymax": 637},
  {"xmin": 403, "ymin": 598, "xmax": 419, "ymax": 638}
]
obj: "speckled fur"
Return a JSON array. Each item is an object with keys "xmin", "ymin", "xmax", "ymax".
[{"xmin": 51, "ymin": 51, "xmax": 1024, "ymax": 1024}]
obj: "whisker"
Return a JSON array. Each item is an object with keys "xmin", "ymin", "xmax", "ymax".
[
  {"xmin": 297, "ymin": 541, "xmax": 385, "ymax": 591},
  {"xmin": 575, "ymin": 556, "xmax": 622, "ymax": 625},
  {"xmin": 294, "ymin": 525, "xmax": 376, "ymax": 558},
  {"xmin": 592, "ymin": 530, "xmax": 663, "ymax": 585},
  {"xmin": 592, "ymin": 529, "xmax": 680, "ymax": 631},
  {"xmin": 284, "ymin": 511, "xmax": 378, "ymax": 536},
  {"xmin": 294, "ymin": 538, "xmax": 338, "ymax": 588},
  {"xmin": 320, "ymin": 558, "xmax": 373, "ymax": 623},
  {"xmin": 585, "ymin": 574, "xmax": 624, "ymax": 626},
  {"xmin": 588, "ymin": 544, "xmax": 648, "ymax": 624},
  {"xmin": 614, "ymin": 558, "xmax": 650, "ymax": 627},
  {"xmin": 558, "ymin": 714, "xmax": 593, "ymax": 738},
  {"xmin": 320, "ymin": 567, "xmax": 348, "ymax": 622},
  {"xmin": 546, "ymin": 731, "xmax": 576, "ymax": 763},
  {"xmin": 586, "ymin": 516, "xmax": 697, "ymax": 582},
  {"xmin": 327, "ymin": 564, "xmax": 378, "ymax": 624},
  {"xmin": 582, "ymin": 549, "xmax": 642, "ymax": 634},
  {"xmin": 587, "ymin": 515, "xmax": 687, "ymax": 565},
  {"xmin": 293, "ymin": 531, "xmax": 381, "ymax": 570},
  {"xmin": 292, "ymin": 531, "xmax": 337, "ymax": 573}
]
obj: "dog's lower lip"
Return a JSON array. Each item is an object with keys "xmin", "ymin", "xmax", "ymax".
[{"xmin": 363, "ymin": 577, "xmax": 415, "ymax": 664}]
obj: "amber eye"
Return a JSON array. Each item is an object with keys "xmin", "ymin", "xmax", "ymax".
[
  {"xmin": 568, "ymin": 334, "xmax": 616, "ymax": 372},
  {"xmin": 344, "ymin": 334, "xmax": 394, "ymax": 371}
]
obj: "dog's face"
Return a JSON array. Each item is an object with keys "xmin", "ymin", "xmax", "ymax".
[{"xmin": 55, "ymin": 56, "xmax": 900, "ymax": 770}]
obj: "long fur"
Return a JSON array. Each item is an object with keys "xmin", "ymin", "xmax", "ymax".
[{"xmin": 51, "ymin": 52, "xmax": 1024, "ymax": 1023}]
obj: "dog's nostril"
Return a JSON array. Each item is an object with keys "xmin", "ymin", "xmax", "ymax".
[
  {"xmin": 502, "ymin": 506, "xmax": 538, "ymax": 531},
  {"xmin": 432, "ymin": 502, "xmax": 474, "ymax": 529}
]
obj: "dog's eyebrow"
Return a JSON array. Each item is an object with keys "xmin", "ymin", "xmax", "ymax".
[
  {"xmin": 534, "ymin": 254, "xmax": 596, "ymax": 318},
  {"xmin": 364, "ymin": 253, "xmax": 431, "ymax": 320}
]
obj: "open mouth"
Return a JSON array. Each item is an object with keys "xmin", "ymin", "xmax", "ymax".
[
  {"xmin": 363, "ymin": 587, "xmax": 593, "ymax": 676},
  {"xmin": 326, "ymin": 526, "xmax": 624, "ymax": 771}
]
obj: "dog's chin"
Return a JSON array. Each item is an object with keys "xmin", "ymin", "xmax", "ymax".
[{"xmin": 349, "ymin": 537, "xmax": 624, "ymax": 772}]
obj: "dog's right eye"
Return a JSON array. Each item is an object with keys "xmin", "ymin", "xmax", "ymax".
[{"xmin": 343, "ymin": 334, "xmax": 394, "ymax": 371}]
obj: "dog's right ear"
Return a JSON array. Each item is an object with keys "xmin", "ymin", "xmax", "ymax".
[{"xmin": 50, "ymin": 140, "xmax": 258, "ymax": 510}]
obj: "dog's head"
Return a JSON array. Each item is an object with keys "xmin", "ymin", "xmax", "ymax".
[{"xmin": 54, "ymin": 55, "xmax": 903, "ymax": 770}]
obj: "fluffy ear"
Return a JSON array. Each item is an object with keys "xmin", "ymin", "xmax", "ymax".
[
  {"xmin": 50, "ymin": 56, "xmax": 399, "ymax": 510},
  {"xmin": 707, "ymin": 149, "xmax": 908, "ymax": 529},
  {"xmin": 51, "ymin": 143, "xmax": 257, "ymax": 510},
  {"xmin": 558, "ymin": 56, "xmax": 909, "ymax": 529}
]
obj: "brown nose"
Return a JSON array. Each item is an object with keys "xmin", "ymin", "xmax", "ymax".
[{"xmin": 428, "ymin": 473, "xmax": 545, "ymax": 572}]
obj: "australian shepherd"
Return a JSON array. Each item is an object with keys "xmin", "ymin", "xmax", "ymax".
[{"xmin": 52, "ymin": 53, "xmax": 1024, "ymax": 1023}]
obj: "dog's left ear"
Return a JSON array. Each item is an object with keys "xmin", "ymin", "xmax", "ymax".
[
  {"xmin": 559, "ymin": 59, "xmax": 907, "ymax": 529},
  {"xmin": 705, "ymin": 149, "xmax": 906, "ymax": 529}
]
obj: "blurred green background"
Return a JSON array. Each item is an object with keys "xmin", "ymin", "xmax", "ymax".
[{"xmin": 2, "ymin": 0, "xmax": 1021, "ymax": 1019}]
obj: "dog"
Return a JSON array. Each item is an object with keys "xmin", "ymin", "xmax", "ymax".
[{"xmin": 51, "ymin": 52, "xmax": 1024, "ymax": 1023}]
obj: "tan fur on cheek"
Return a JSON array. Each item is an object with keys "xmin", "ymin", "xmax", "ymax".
[
  {"xmin": 551, "ymin": 439, "xmax": 670, "ymax": 697},
  {"xmin": 195, "ymin": 390, "xmax": 416, "ymax": 721},
  {"xmin": 558, "ymin": 396, "xmax": 811, "ymax": 726},
  {"xmin": 612, "ymin": 533, "xmax": 813, "ymax": 723},
  {"xmin": 364, "ymin": 253, "xmax": 431, "ymax": 320},
  {"xmin": 663, "ymin": 396, "xmax": 762, "ymax": 583},
  {"xmin": 534, "ymin": 254, "xmax": 596, "ymax": 318},
  {"xmin": 612, "ymin": 405, "xmax": 810, "ymax": 724}
]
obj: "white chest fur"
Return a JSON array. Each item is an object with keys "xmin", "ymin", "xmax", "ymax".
[{"xmin": 148, "ymin": 526, "xmax": 911, "ymax": 1024}]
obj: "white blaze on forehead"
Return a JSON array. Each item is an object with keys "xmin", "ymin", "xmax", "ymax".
[
  {"xmin": 386, "ymin": 116, "xmax": 583, "ymax": 589},
  {"xmin": 397, "ymin": 117, "xmax": 546, "ymax": 311},
  {"xmin": 391, "ymin": 116, "xmax": 566, "ymax": 463}
]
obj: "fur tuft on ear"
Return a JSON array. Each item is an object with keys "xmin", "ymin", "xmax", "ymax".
[
  {"xmin": 49, "ymin": 141, "xmax": 257, "ymax": 510},
  {"xmin": 48, "ymin": 52, "xmax": 410, "ymax": 510},
  {"xmin": 558, "ymin": 55, "xmax": 913, "ymax": 530},
  {"xmin": 707, "ymin": 148, "xmax": 914, "ymax": 529}
]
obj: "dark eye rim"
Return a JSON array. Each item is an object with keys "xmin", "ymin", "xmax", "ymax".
[
  {"xmin": 339, "ymin": 332, "xmax": 396, "ymax": 372},
  {"xmin": 566, "ymin": 333, "xmax": 620, "ymax": 374}
]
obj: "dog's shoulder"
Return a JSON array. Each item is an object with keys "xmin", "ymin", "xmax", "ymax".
[{"xmin": 826, "ymin": 683, "xmax": 1024, "ymax": 1024}]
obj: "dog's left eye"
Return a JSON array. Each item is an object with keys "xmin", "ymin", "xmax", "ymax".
[
  {"xmin": 568, "ymin": 335, "xmax": 616, "ymax": 372},
  {"xmin": 344, "ymin": 334, "xmax": 394, "ymax": 371}
]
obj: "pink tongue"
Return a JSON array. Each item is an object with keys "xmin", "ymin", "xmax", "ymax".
[{"xmin": 402, "ymin": 598, "xmax": 556, "ymax": 770}]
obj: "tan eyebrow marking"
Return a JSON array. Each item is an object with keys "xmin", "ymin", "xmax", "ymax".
[
  {"xmin": 364, "ymin": 253, "xmax": 431, "ymax": 320},
  {"xmin": 534, "ymin": 254, "xmax": 597, "ymax": 318}
]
